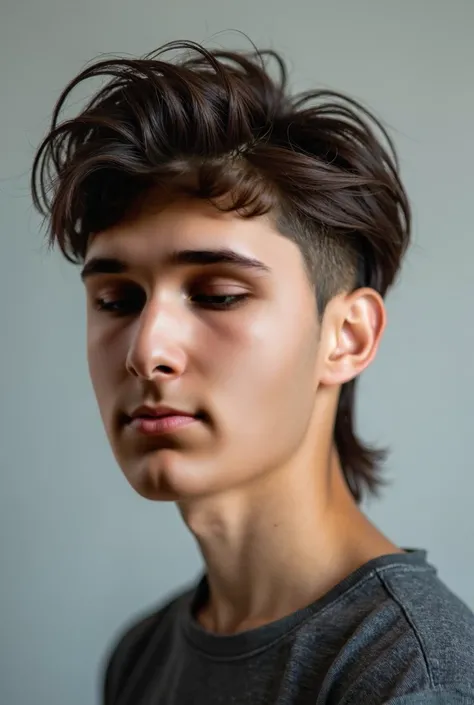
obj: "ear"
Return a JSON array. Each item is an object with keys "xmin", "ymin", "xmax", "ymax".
[{"xmin": 318, "ymin": 288, "xmax": 386, "ymax": 386}]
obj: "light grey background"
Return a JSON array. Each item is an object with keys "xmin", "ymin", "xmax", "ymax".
[{"xmin": 1, "ymin": 1, "xmax": 473, "ymax": 704}]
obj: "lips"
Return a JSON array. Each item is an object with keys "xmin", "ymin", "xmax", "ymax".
[
  {"xmin": 129, "ymin": 405, "xmax": 195, "ymax": 420},
  {"xmin": 126, "ymin": 405, "xmax": 198, "ymax": 436}
]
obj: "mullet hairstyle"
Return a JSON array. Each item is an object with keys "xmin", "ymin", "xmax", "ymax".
[{"xmin": 31, "ymin": 40, "xmax": 411, "ymax": 502}]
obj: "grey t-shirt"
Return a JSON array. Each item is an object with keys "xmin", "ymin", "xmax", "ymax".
[{"xmin": 103, "ymin": 550, "xmax": 474, "ymax": 704}]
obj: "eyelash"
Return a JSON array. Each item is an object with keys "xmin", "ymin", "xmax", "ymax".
[
  {"xmin": 94, "ymin": 293, "xmax": 249, "ymax": 315},
  {"xmin": 191, "ymin": 293, "xmax": 249, "ymax": 310}
]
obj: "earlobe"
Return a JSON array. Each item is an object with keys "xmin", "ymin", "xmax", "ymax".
[{"xmin": 319, "ymin": 289, "xmax": 386, "ymax": 387}]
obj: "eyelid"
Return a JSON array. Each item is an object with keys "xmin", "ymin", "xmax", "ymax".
[
  {"xmin": 189, "ymin": 276, "xmax": 250, "ymax": 290},
  {"xmin": 89, "ymin": 280, "xmax": 145, "ymax": 308},
  {"xmin": 88, "ymin": 278, "xmax": 141, "ymax": 294},
  {"xmin": 197, "ymin": 284, "xmax": 249, "ymax": 293},
  {"xmin": 87, "ymin": 275, "xmax": 253, "ymax": 304}
]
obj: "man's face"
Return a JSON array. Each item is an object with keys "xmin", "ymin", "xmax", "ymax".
[{"xmin": 83, "ymin": 196, "xmax": 322, "ymax": 501}]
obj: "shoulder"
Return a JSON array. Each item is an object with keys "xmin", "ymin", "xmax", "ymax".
[
  {"xmin": 315, "ymin": 553, "xmax": 474, "ymax": 704},
  {"xmin": 101, "ymin": 585, "xmax": 192, "ymax": 704},
  {"xmin": 375, "ymin": 557, "xmax": 474, "ymax": 687}
]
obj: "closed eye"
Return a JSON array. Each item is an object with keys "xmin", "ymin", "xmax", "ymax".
[
  {"xmin": 189, "ymin": 293, "xmax": 250, "ymax": 310},
  {"xmin": 93, "ymin": 288, "xmax": 145, "ymax": 316},
  {"xmin": 92, "ymin": 283, "xmax": 250, "ymax": 315},
  {"xmin": 94, "ymin": 298, "xmax": 136, "ymax": 315}
]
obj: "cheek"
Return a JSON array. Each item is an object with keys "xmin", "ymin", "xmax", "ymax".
[
  {"xmin": 86, "ymin": 320, "xmax": 128, "ymax": 403},
  {"xmin": 209, "ymin": 324, "xmax": 319, "ymax": 479},
  {"xmin": 211, "ymin": 307, "xmax": 319, "ymax": 416}
]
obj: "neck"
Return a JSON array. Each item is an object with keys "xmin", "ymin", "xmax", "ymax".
[{"xmin": 179, "ymin": 446, "xmax": 401, "ymax": 635}]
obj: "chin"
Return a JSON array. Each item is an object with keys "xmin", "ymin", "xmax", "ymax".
[{"xmin": 121, "ymin": 450, "xmax": 219, "ymax": 502}]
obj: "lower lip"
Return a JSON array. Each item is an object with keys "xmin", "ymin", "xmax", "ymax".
[{"xmin": 129, "ymin": 415, "xmax": 197, "ymax": 436}]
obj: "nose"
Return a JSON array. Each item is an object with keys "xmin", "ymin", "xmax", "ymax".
[{"xmin": 125, "ymin": 298, "xmax": 188, "ymax": 381}]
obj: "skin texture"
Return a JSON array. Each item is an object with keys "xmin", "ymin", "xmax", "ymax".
[{"xmin": 84, "ymin": 195, "xmax": 401, "ymax": 634}]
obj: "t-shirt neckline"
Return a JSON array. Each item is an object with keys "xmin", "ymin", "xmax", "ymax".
[{"xmin": 180, "ymin": 549, "xmax": 430, "ymax": 660}]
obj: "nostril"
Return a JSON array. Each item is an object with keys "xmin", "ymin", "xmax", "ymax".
[{"xmin": 156, "ymin": 364, "xmax": 174, "ymax": 375}]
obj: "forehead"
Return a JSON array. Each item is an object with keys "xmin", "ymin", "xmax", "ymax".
[{"xmin": 86, "ymin": 197, "xmax": 304, "ymax": 272}]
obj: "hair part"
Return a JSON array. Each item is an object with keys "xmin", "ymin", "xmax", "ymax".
[{"xmin": 31, "ymin": 40, "xmax": 411, "ymax": 502}]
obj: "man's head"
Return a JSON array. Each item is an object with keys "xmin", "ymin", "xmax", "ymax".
[{"xmin": 31, "ymin": 41, "xmax": 410, "ymax": 504}]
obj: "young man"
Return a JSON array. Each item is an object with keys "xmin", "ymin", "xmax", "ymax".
[{"xmin": 32, "ymin": 40, "xmax": 474, "ymax": 705}]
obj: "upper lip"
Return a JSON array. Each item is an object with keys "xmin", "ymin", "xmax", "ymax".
[{"xmin": 128, "ymin": 405, "xmax": 196, "ymax": 420}]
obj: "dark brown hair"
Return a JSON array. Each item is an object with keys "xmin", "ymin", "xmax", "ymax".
[{"xmin": 31, "ymin": 40, "xmax": 411, "ymax": 502}]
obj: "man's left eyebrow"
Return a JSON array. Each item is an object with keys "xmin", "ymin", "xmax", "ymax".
[{"xmin": 168, "ymin": 248, "xmax": 271, "ymax": 273}]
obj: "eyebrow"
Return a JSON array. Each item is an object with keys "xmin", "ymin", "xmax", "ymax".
[
  {"xmin": 80, "ymin": 257, "xmax": 128, "ymax": 280},
  {"xmin": 80, "ymin": 248, "xmax": 271, "ymax": 280}
]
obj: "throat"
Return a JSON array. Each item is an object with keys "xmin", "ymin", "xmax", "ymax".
[{"xmin": 182, "ymin": 475, "xmax": 400, "ymax": 636}]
